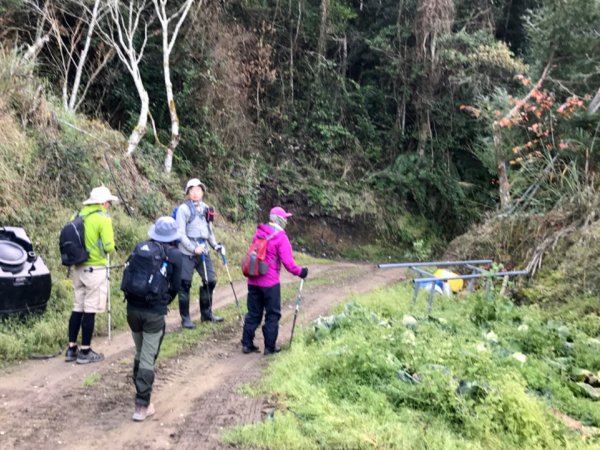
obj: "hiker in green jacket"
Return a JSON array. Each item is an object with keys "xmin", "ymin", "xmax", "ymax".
[{"xmin": 65, "ymin": 186, "xmax": 118, "ymax": 364}]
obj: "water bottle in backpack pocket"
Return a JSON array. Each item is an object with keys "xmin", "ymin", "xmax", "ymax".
[{"xmin": 121, "ymin": 241, "xmax": 168, "ymax": 301}]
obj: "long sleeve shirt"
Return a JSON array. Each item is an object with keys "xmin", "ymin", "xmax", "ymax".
[
  {"xmin": 76, "ymin": 204, "xmax": 115, "ymax": 266},
  {"xmin": 175, "ymin": 201, "xmax": 218, "ymax": 256}
]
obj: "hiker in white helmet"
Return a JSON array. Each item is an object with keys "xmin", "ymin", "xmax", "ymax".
[{"xmin": 174, "ymin": 178, "xmax": 225, "ymax": 328}]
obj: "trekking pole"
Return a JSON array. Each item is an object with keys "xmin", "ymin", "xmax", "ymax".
[
  {"xmin": 289, "ymin": 279, "xmax": 305, "ymax": 348},
  {"xmin": 107, "ymin": 254, "xmax": 112, "ymax": 342},
  {"xmin": 220, "ymin": 253, "xmax": 244, "ymax": 323},
  {"xmin": 200, "ymin": 251, "xmax": 213, "ymax": 317},
  {"xmin": 83, "ymin": 264, "xmax": 124, "ymax": 272}
]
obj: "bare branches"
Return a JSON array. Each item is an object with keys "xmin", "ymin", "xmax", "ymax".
[
  {"xmin": 152, "ymin": 0, "xmax": 196, "ymax": 172},
  {"xmin": 67, "ymin": 0, "xmax": 103, "ymax": 112},
  {"xmin": 153, "ymin": 0, "xmax": 196, "ymax": 55},
  {"xmin": 100, "ymin": 0, "xmax": 152, "ymax": 155},
  {"xmin": 25, "ymin": 0, "xmax": 112, "ymax": 112},
  {"xmin": 493, "ymin": 57, "xmax": 554, "ymax": 210}
]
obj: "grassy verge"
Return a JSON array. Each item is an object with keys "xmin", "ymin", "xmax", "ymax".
[{"xmin": 224, "ymin": 284, "xmax": 600, "ymax": 449}]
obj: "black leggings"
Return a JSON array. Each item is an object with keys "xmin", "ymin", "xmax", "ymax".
[{"xmin": 68, "ymin": 311, "xmax": 96, "ymax": 346}]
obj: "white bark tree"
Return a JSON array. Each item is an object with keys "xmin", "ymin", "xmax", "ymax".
[
  {"xmin": 100, "ymin": 0, "xmax": 151, "ymax": 155},
  {"xmin": 152, "ymin": 0, "xmax": 196, "ymax": 173},
  {"xmin": 67, "ymin": 0, "xmax": 105, "ymax": 112},
  {"xmin": 27, "ymin": 0, "xmax": 113, "ymax": 113}
]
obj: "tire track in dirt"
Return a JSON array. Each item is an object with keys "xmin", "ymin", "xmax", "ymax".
[{"xmin": 0, "ymin": 263, "xmax": 404, "ymax": 450}]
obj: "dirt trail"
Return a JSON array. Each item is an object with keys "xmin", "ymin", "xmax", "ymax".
[{"xmin": 0, "ymin": 262, "xmax": 404, "ymax": 450}]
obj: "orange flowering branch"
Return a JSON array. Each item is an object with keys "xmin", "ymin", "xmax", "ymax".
[{"xmin": 493, "ymin": 57, "xmax": 554, "ymax": 210}]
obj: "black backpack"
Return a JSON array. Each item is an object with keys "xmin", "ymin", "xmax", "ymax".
[
  {"xmin": 121, "ymin": 240, "xmax": 169, "ymax": 301},
  {"xmin": 59, "ymin": 211, "xmax": 100, "ymax": 266}
]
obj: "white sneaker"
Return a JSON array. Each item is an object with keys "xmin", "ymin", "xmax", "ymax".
[{"xmin": 132, "ymin": 403, "xmax": 155, "ymax": 421}]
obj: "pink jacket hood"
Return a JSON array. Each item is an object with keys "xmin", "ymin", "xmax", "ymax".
[{"xmin": 247, "ymin": 223, "xmax": 302, "ymax": 287}]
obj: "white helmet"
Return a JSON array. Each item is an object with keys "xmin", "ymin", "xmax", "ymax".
[{"xmin": 185, "ymin": 178, "xmax": 206, "ymax": 194}]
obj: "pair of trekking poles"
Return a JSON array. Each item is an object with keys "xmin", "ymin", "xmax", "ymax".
[
  {"xmin": 102, "ymin": 252, "xmax": 305, "ymax": 348},
  {"xmin": 220, "ymin": 253, "xmax": 305, "ymax": 348}
]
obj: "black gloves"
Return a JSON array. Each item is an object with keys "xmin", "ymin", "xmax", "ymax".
[{"xmin": 300, "ymin": 267, "xmax": 308, "ymax": 279}]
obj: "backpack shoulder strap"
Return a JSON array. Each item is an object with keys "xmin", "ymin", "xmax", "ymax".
[
  {"xmin": 185, "ymin": 200, "xmax": 197, "ymax": 224},
  {"xmin": 151, "ymin": 240, "xmax": 168, "ymax": 261},
  {"xmin": 265, "ymin": 229, "xmax": 280, "ymax": 241},
  {"xmin": 81, "ymin": 209, "xmax": 105, "ymax": 220}
]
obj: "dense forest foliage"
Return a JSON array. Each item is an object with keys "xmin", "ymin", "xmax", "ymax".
[{"xmin": 0, "ymin": 0, "xmax": 599, "ymax": 257}]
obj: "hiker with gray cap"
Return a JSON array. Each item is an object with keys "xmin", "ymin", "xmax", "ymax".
[
  {"xmin": 122, "ymin": 216, "xmax": 183, "ymax": 421},
  {"xmin": 64, "ymin": 185, "xmax": 118, "ymax": 365},
  {"xmin": 175, "ymin": 178, "xmax": 225, "ymax": 328}
]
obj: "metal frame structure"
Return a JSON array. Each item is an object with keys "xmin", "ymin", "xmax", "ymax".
[{"xmin": 378, "ymin": 260, "xmax": 528, "ymax": 314}]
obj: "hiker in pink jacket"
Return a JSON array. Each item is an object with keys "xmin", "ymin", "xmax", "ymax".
[{"xmin": 241, "ymin": 206, "xmax": 308, "ymax": 355}]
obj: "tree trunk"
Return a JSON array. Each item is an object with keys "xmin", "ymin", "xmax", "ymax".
[
  {"xmin": 21, "ymin": 34, "xmax": 49, "ymax": 66},
  {"xmin": 127, "ymin": 83, "xmax": 149, "ymax": 155},
  {"xmin": 153, "ymin": 0, "xmax": 194, "ymax": 171},
  {"xmin": 317, "ymin": 0, "xmax": 329, "ymax": 62},
  {"xmin": 414, "ymin": 0, "xmax": 455, "ymax": 160},
  {"xmin": 589, "ymin": 87, "xmax": 600, "ymax": 114},
  {"xmin": 289, "ymin": 0, "xmax": 301, "ymax": 107},
  {"xmin": 163, "ymin": 37, "xmax": 179, "ymax": 173},
  {"xmin": 493, "ymin": 124, "xmax": 511, "ymax": 210},
  {"xmin": 416, "ymin": 108, "xmax": 430, "ymax": 158}
]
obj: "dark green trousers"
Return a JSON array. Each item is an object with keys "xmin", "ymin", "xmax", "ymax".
[{"xmin": 127, "ymin": 307, "xmax": 165, "ymax": 406}]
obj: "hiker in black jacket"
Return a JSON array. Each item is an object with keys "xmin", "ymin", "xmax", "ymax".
[{"xmin": 124, "ymin": 216, "xmax": 183, "ymax": 422}]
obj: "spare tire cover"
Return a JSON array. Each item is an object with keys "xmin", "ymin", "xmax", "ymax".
[{"xmin": 0, "ymin": 240, "xmax": 28, "ymax": 268}]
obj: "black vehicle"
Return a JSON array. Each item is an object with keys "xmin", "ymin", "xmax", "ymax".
[{"xmin": 0, "ymin": 227, "xmax": 51, "ymax": 317}]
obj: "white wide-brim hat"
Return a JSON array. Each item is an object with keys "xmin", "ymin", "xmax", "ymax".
[
  {"xmin": 82, "ymin": 186, "xmax": 120, "ymax": 205},
  {"xmin": 148, "ymin": 216, "xmax": 181, "ymax": 243}
]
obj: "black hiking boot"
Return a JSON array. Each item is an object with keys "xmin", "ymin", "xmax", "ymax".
[
  {"xmin": 200, "ymin": 296, "xmax": 223, "ymax": 322},
  {"xmin": 242, "ymin": 343, "xmax": 260, "ymax": 354},
  {"xmin": 65, "ymin": 345, "xmax": 78, "ymax": 362},
  {"xmin": 181, "ymin": 316, "xmax": 196, "ymax": 329},
  {"xmin": 264, "ymin": 346, "xmax": 282, "ymax": 356},
  {"xmin": 179, "ymin": 297, "xmax": 196, "ymax": 329},
  {"xmin": 201, "ymin": 313, "xmax": 224, "ymax": 323},
  {"xmin": 76, "ymin": 348, "xmax": 104, "ymax": 364}
]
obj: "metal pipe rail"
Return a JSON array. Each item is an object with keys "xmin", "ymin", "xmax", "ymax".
[
  {"xmin": 378, "ymin": 259, "xmax": 528, "ymax": 315},
  {"xmin": 379, "ymin": 259, "xmax": 495, "ymax": 306},
  {"xmin": 414, "ymin": 270, "xmax": 529, "ymax": 314},
  {"xmin": 415, "ymin": 270, "xmax": 529, "ymax": 284},
  {"xmin": 378, "ymin": 260, "xmax": 493, "ymax": 269}
]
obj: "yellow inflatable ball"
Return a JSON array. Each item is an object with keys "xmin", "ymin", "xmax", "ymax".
[{"xmin": 433, "ymin": 269, "xmax": 464, "ymax": 293}]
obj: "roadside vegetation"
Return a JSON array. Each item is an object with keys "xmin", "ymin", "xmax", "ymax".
[
  {"xmin": 226, "ymin": 283, "xmax": 600, "ymax": 449},
  {"xmin": 0, "ymin": 2, "xmax": 599, "ymax": 443}
]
